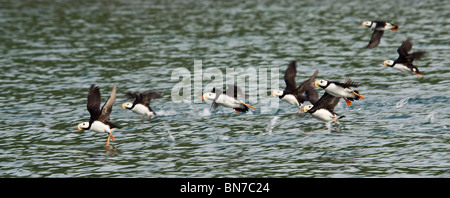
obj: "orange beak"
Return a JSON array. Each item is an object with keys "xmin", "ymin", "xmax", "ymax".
[
  {"xmin": 302, "ymin": 106, "xmax": 308, "ymax": 112},
  {"xmin": 202, "ymin": 94, "xmax": 209, "ymax": 101},
  {"xmin": 313, "ymin": 81, "xmax": 320, "ymax": 87},
  {"xmin": 76, "ymin": 125, "xmax": 82, "ymax": 130}
]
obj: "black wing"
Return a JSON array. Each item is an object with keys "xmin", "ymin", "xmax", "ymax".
[
  {"xmin": 343, "ymin": 77, "xmax": 359, "ymax": 88},
  {"xmin": 309, "ymin": 92, "xmax": 340, "ymax": 113},
  {"xmin": 210, "ymin": 101, "xmax": 220, "ymax": 110},
  {"xmin": 305, "ymin": 88, "xmax": 319, "ymax": 105},
  {"xmin": 409, "ymin": 51, "xmax": 426, "ymax": 61},
  {"xmin": 396, "ymin": 38, "xmax": 426, "ymax": 64},
  {"xmin": 225, "ymin": 84, "xmax": 244, "ymax": 100},
  {"xmin": 284, "ymin": 61, "xmax": 297, "ymax": 92},
  {"xmin": 367, "ymin": 30, "xmax": 384, "ymax": 49},
  {"xmin": 140, "ymin": 91, "xmax": 161, "ymax": 107},
  {"xmin": 98, "ymin": 84, "xmax": 117, "ymax": 123},
  {"xmin": 211, "ymin": 87, "xmax": 218, "ymax": 93},
  {"xmin": 397, "ymin": 38, "xmax": 413, "ymax": 59},
  {"xmin": 87, "ymin": 84, "xmax": 101, "ymax": 122},
  {"xmin": 212, "ymin": 87, "xmax": 222, "ymax": 100},
  {"xmin": 293, "ymin": 69, "xmax": 319, "ymax": 104}
]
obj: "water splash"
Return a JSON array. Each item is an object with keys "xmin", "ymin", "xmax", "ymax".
[
  {"xmin": 161, "ymin": 130, "xmax": 175, "ymax": 144},
  {"xmin": 326, "ymin": 122, "xmax": 342, "ymax": 133},
  {"xmin": 265, "ymin": 116, "xmax": 279, "ymax": 135},
  {"xmin": 197, "ymin": 108, "xmax": 211, "ymax": 117},
  {"xmin": 395, "ymin": 97, "xmax": 411, "ymax": 109},
  {"xmin": 424, "ymin": 112, "xmax": 437, "ymax": 124},
  {"xmin": 211, "ymin": 135, "xmax": 230, "ymax": 142},
  {"xmin": 167, "ymin": 130, "xmax": 175, "ymax": 142},
  {"xmin": 155, "ymin": 110, "xmax": 178, "ymax": 116}
]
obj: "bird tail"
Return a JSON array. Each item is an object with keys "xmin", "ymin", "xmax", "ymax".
[
  {"xmin": 242, "ymin": 102, "xmax": 256, "ymax": 110},
  {"xmin": 333, "ymin": 115, "xmax": 345, "ymax": 124},
  {"xmin": 390, "ymin": 24, "xmax": 399, "ymax": 32},
  {"xmin": 234, "ymin": 102, "xmax": 256, "ymax": 113},
  {"xmin": 411, "ymin": 51, "xmax": 426, "ymax": 60},
  {"xmin": 234, "ymin": 105, "xmax": 249, "ymax": 113}
]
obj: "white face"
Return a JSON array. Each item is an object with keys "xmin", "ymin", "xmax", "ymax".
[
  {"xmin": 361, "ymin": 21, "xmax": 372, "ymax": 27},
  {"xmin": 314, "ymin": 80, "xmax": 327, "ymax": 87},
  {"xmin": 202, "ymin": 92, "xmax": 216, "ymax": 101},
  {"xmin": 383, "ymin": 60, "xmax": 394, "ymax": 66},
  {"xmin": 121, "ymin": 102, "xmax": 133, "ymax": 109},
  {"xmin": 76, "ymin": 122, "xmax": 89, "ymax": 130},
  {"xmin": 271, "ymin": 90, "xmax": 283, "ymax": 97},
  {"xmin": 302, "ymin": 105, "xmax": 314, "ymax": 112}
]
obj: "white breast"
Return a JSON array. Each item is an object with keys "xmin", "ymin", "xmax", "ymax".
[
  {"xmin": 90, "ymin": 121, "xmax": 111, "ymax": 133},
  {"xmin": 311, "ymin": 109, "xmax": 336, "ymax": 122},
  {"xmin": 325, "ymin": 84, "xmax": 354, "ymax": 98},
  {"xmin": 282, "ymin": 94, "xmax": 300, "ymax": 107},
  {"xmin": 393, "ymin": 63, "xmax": 412, "ymax": 73},
  {"xmin": 132, "ymin": 104, "xmax": 151, "ymax": 116},
  {"xmin": 215, "ymin": 94, "xmax": 243, "ymax": 108}
]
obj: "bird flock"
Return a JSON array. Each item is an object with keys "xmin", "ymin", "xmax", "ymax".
[{"xmin": 76, "ymin": 20, "xmax": 426, "ymax": 146}]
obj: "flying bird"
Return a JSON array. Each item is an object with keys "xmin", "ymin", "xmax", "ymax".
[
  {"xmin": 271, "ymin": 61, "xmax": 319, "ymax": 114},
  {"xmin": 122, "ymin": 90, "xmax": 161, "ymax": 118},
  {"xmin": 382, "ymin": 38, "xmax": 425, "ymax": 78},
  {"xmin": 202, "ymin": 84, "xmax": 255, "ymax": 113},
  {"xmin": 302, "ymin": 92, "xmax": 344, "ymax": 124},
  {"xmin": 314, "ymin": 77, "xmax": 364, "ymax": 106},
  {"xmin": 76, "ymin": 84, "xmax": 120, "ymax": 146},
  {"xmin": 361, "ymin": 21, "xmax": 399, "ymax": 49}
]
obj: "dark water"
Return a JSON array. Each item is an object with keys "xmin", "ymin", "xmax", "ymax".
[{"xmin": 0, "ymin": 0, "xmax": 449, "ymax": 177}]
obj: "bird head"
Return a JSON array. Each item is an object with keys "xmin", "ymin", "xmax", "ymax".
[
  {"xmin": 271, "ymin": 90, "xmax": 283, "ymax": 97},
  {"xmin": 121, "ymin": 102, "xmax": 133, "ymax": 109},
  {"xmin": 361, "ymin": 21, "xmax": 372, "ymax": 27},
  {"xmin": 382, "ymin": 60, "xmax": 394, "ymax": 66},
  {"xmin": 302, "ymin": 105, "xmax": 314, "ymax": 113},
  {"xmin": 314, "ymin": 80, "xmax": 328, "ymax": 88},
  {"xmin": 202, "ymin": 92, "xmax": 216, "ymax": 101},
  {"xmin": 76, "ymin": 122, "xmax": 90, "ymax": 130}
]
